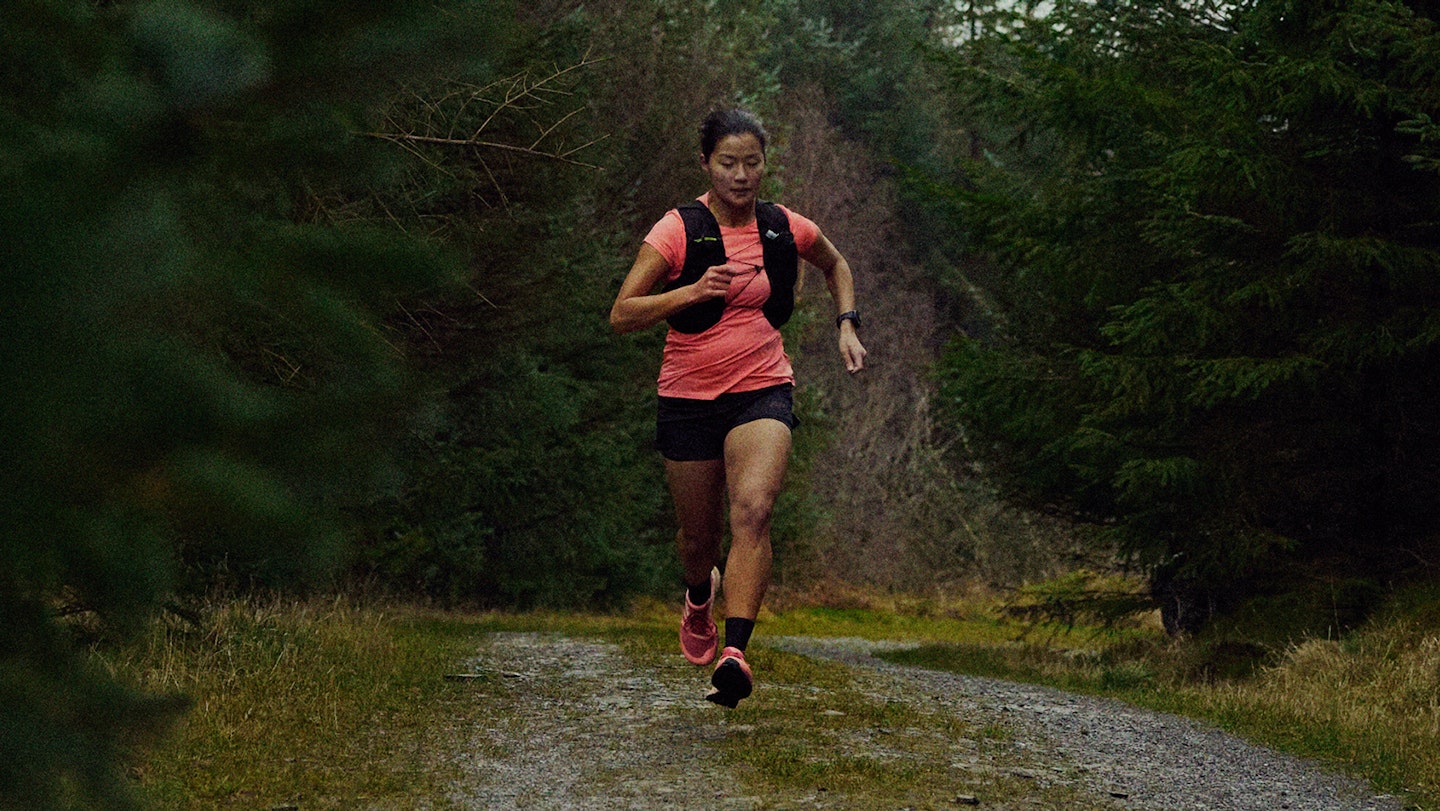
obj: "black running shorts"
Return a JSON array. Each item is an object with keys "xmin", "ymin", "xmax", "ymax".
[{"xmin": 656, "ymin": 383, "xmax": 798, "ymax": 462}]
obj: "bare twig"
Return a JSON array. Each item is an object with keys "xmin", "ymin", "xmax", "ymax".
[
  {"xmin": 466, "ymin": 283, "xmax": 501, "ymax": 310},
  {"xmin": 262, "ymin": 347, "xmax": 303, "ymax": 385},
  {"xmin": 364, "ymin": 131, "xmax": 605, "ymax": 170},
  {"xmin": 477, "ymin": 158, "xmax": 510, "ymax": 213},
  {"xmin": 528, "ymin": 106, "xmax": 585, "ymax": 151},
  {"xmin": 367, "ymin": 48, "xmax": 609, "ymax": 211}
]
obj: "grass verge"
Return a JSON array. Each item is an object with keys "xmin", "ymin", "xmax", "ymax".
[
  {"xmin": 99, "ymin": 585, "xmax": 1440, "ymax": 809},
  {"xmin": 878, "ymin": 584, "xmax": 1440, "ymax": 811},
  {"xmin": 103, "ymin": 597, "xmax": 494, "ymax": 809}
]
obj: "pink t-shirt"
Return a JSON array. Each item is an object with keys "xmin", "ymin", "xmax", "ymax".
[{"xmin": 644, "ymin": 194, "xmax": 820, "ymax": 399}]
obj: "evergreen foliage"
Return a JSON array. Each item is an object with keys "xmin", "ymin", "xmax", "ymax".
[
  {"xmin": 344, "ymin": 0, "xmax": 801, "ymax": 605},
  {"xmin": 35, "ymin": 0, "xmax": 1436, "ymax": 799},
  {"xmin": 772, "ymin": 0, "xmax": 960, "ymax": 224},
  {"xmin": 1, "ymin": 1, "xmax": 511, "ymax": 805},
  {"xmin": 930, "ymin": 0, "xmax": 1440, "ymax": 631}
]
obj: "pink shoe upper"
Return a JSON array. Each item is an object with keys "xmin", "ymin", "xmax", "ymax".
[{"xmin": 679, "ymin": 568, "xmax": 720, "ymax": 665}]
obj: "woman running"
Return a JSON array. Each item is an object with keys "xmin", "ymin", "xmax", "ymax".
[{"xmin": 610, "ymin": 108, "xmax": 866, "ymax": 707}]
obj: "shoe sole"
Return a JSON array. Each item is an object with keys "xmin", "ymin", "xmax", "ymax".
[{"xmin": 705, "ymin": 657, "xmax": 752, "ymax": 708}]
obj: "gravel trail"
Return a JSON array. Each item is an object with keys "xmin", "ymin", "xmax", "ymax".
[
  {"xmin": 450, "ymin": 632, "xmax": 1406, "ymax": 810},
  {"xmin": 769, "ymin": 636, "xmax": 1405, "ymax": 811},
  {"xmin": 450, "ymin": 633, "xmax": 760, "ymax": 809}
]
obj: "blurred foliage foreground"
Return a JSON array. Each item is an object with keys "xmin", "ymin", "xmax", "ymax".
[{"xmin": 0, "ymin": 0, "xmax": 667, "ymax": 806}]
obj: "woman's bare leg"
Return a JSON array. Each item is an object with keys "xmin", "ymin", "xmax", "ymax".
[
  {"xmin": 665, "ymin": 458, "xmax": 726, "ymax": 589},
  {"xmin": 721, "ymin": 419, "xmax": 791, "ymax": 620}
]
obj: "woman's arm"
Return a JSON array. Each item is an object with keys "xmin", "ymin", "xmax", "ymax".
[
  {"xmin": 801, "ymin": 232, "xmax": 867, "ymax": 373},
  {"xmin": 609, "ymin": 243, "xmax": 739, "ymax": 334}
]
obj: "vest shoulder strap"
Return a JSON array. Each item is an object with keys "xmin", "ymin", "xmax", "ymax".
[
  {"xmin": 664, "ymin": 202, "xmax": 727, "ymax": 333},
  {"xmin": 754, "ymin": 201, "xmax": 798, "ymax": 330}
]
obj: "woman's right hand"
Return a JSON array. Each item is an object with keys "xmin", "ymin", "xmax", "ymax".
[
  {"xmin": 693, "ymin": 262, "xmax": 742, "ymax": 301},
  {"xmin": 610, "ymin": 251, "xmax": 744, "ymax": 334}
]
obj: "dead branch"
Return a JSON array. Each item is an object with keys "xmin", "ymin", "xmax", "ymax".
[
  {"xmin": 364, "ymin": 131, "xmax": 606, "ymax": 170},
  {"xmin": 366, "ymin": 47, "xmax": 609, "ymax": 212}
]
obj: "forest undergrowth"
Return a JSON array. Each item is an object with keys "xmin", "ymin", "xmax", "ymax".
[{"xmin": 776, "ymin": 93, "xmax": 1087, "ymax": 594}]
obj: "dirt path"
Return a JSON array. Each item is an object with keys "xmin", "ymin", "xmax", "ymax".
[
  {"xmin": 449, "ymin": 633, "xmax": 758, "ymax": 809},
  {"xmin": 448, "ymin": 632, "xmax": 1404, "ymax": 811}
]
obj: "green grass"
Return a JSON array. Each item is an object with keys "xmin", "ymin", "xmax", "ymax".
[
  {"xmin": 105, "ymin": 602, "xmax": 694, "ymax": 808},
  {"xmin": 100, "ymin": 586, "xmax": 1440, "ymax": 809},
  {"xmin": 105, "ymin": 598, "xmax": 493, "ymax": 809},
  {"xmin": 103, "ymin": 596, "xmax": 1114, "ymax": 808},
  {"xmin": 878, "ymin": 588, "xmax": 1440, "ymax": 811}
]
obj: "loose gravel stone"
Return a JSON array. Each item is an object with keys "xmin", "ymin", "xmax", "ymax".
[
  {"xmin": 768, "ymin": 636, "xmax": 1405, "ymax": 811},
  {"xmin": 448, "ymin": 633, "xmax": 760, "ymax": 810},
  {"xmin": 444, "ymin": 633, "xmax": 1407, "ymax": 810}
]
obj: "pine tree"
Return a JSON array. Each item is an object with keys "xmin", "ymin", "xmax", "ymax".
[
  {"xmin": 931, "ymin": 0, "xmax": 1440, "ymax": 632},
  {"xmin": 1, "ymin": 1, "xmax": 510, "ymax": 805}
]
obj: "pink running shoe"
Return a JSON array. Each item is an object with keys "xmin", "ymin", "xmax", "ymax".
[
  {"xmin": 705, "ymin": 646, "xmax": 753, "ymax": 708},
  {"xmin": 679, "ymin": 567, "xmax": 720, "ymax": 665}
]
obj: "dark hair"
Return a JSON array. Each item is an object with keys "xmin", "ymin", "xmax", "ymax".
[{"xmin": 699, "ymin": 109, "xmax": 767, "ymax": 160}]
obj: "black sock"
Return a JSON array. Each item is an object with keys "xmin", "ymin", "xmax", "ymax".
[
  {"xmin": 685, "ymin": 577, "xmax": 712, "ymax": 606},
  {"xmin": 724, "ymin": 617, "xmax": 755, "ymax": 652}
]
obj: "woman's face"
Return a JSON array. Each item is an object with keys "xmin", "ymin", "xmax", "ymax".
[{"xmin": 702, "ymin": 132, "xmax": 765, "ymax": 211}]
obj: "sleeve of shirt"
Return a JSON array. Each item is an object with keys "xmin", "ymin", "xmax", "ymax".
[
  {"xmin": 642, "ymin": 210, "xmax": 687, "ymax": 282},
  {"xmin": 779, "ymin": 205, "xmax": 821, "ymax": 255}
]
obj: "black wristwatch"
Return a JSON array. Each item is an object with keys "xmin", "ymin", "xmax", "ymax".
[{"xmin": 836, "ymin": 310, "xmax": 861, "ymax": 329}]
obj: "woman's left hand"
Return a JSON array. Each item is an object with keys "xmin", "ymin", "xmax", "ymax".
[{"xmin": 839, "ymin": 328, "xmax": 866, "ymax": 374}]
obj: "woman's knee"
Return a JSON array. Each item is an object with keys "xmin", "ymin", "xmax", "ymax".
[{"xmin": 729, "ymin": 493, "xmax": 777, "ymax": 538}]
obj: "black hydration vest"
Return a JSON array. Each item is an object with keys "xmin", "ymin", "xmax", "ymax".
[{"xmin": 662, "ymin": 200, "xmax": 798, "ymax": 334}]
